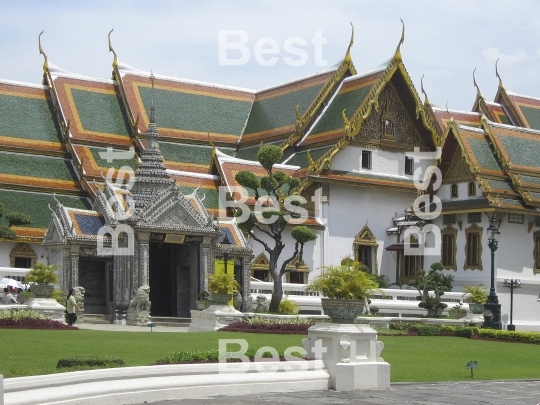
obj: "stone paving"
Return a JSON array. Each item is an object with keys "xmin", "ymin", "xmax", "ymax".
[{"xmin": 138, "ymin": 380, "xmax": 540, "ymax": 404}]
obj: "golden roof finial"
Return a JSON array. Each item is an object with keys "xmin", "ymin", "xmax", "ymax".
[
  {"xmin": 420, "ymin": 74, "xmax": 430, "ymax": 105},
  {"xmin": 495, "ymin": 58, "xmax": 505, "ymax": 90},
  {"xmin": 108, "ymin": 29, "xmax": 118, "ymax": 69},
  {"xmin": 446, "ymin": 101, "xmax": 455, "ymax": 123},
  {"xmin": 207, "ymin": 132, "xmax": 215, "ymax": 148},
  {"xmin": 394, "ymin": 19, "xmax": 405, "ymax": 61},
  {"xmin": 344, "ymin": 22, "xmax": 354, "ymax": 63},
  {"xmin": 38, "ymin": 31, "xmax": 48, "ymax": 73},
  {"xmin": 473, "ymin": 67, "xmax": 482, "ymax": 99}
]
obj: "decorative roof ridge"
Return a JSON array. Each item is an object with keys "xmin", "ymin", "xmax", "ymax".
[
  {"xmin": 341, "ymin": 66, "xmax": 386, "ymax": 84},
  {"xmin": 117, "ymin": 59, "xmax": 255, "ymax": 94},
  {"xmin": 215, "ymin": 147, "xmax": 300, "ymax": 170},
  {"xmin": 281, "ymin": 145, "xmax": 330, "ymax": 165},
  {"xmin": 505, "ymin": 90, "xmax": 540, "ymax": 102},
  {"xmin": 166, "ymin": 169, "xmax": 220, "ymax": 181},
  {"xmin": 47, "ymin": 61, "xmax": 115, "ymax": 85},
  {"xmin": 488, "ymin": 120, "xmax": 540, "ymax": 136},
  {"xmin": 432, "ymin": 106, "xmax": 481, "ymax": 115},
  {"xmin": 334, "ymin": 169, "xmax": 415, "ymax": 181},
  {"xmin": 485, "ymin": 101, "xmax": 503, "ymax": 107},
  {"xmin": 64, "ymin": 207, "xmax": 102, "ymax": 215},
  {"xmin": 0, "ymin": 78, "xmax": 48, "ymax": 90},
  {"xmin": 455, "ymin": 123, "xmax": 486, "ymax": 133},
  {"xmin": 255, "ymin": 66, "xmax": 338, "ymax": 94}
]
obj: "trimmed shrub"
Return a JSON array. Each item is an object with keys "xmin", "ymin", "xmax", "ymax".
[
  {"xmin": 244, "ymin": 315, "xmax": 313, "ymax": 325},
  {"xmin": 57, "ymin": 355, "xmax": 125, "ymax": 369},
  {"xmin": 219, "ymin": 321, "xmax": 311, "ymax": 334},
  {"xmin": 278, "ymin": 299, "xmax": 299, "ymax": 315},
  {"xmin": 390, "ymin": 321, "xmax": 415, "ymax": 331},
  {"xmin": 409, "ymin": 324, "xmax": 441, "ymax": 336},
  {"xmin": 455, "ymin": 327, "xmax": 478, "ymax": 338},
  {"xmin": 0, "ymin": 318, "xmax": 77, "ymax": 330},
  {"xmin": 0, "ymin": 309, "xmax": 48, "ymax": 321},
  {"xmin": 157, "ymin": 348, "xmax": 303, "ymax": 364},
  {"xmin": 477, "ymin": 329, "xmax": 540, "ymax": 344}
]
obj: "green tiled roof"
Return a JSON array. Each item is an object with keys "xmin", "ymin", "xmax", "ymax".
[
  {"xmin": 160, "ymin": 142, "xmax": 234, "ymax": 166},
  {"xmin": 468, "ymin": 138, "xmax": 503, "ymax": 172},
  {"xmin": 485, "ymin": 179, "xmax": 513, "ymax": 192},
  {"xmin": 0, "ymin": 152, "xmax": 77, "ymax": 181},
  {"xmin": 498, "ymin": 114, "xmax": 512, "ymax": 125},
  {"xmin": 236, "ymin": 141, "xmax": 282, "ymax": 161},
  {"xmin": 0, "ymin": 94, "xmax": 62, "ymax": 143},
  {"xmin": 519, "ymin": 105, "xmax": 540, "ymax": 130},
  {"xmin": 286, "ymin": 147, "xmax": 332, "ymax": 168},
  {"xmin": 244, "ymin": 84, "xmax": 324, "ymax": 134},
  {"xmin": 139, "ymin": 87, "xmax": 251, "ymax": 136},
  {"xmin": 178, "ymin": 186, "xmax": 219, "ymax": 210},
  {"xmin": 89, "ymin": 146, "xmax": 136, "ymax": 170},
  {"xmin": 519, "ymin": 175, "xmax": 540, "ymax": 186},
  {"xmin": 309, "ymin": 84, "xmax": 372, "ymax": 135},
  {"xmin": 0, "ymin": 189, "xmax": 91, "ymax": 228},
  {"xmin": 70, "ymin": 88, "xmax": 130, "ymax": 136},
  {"xmin": 498, "ymin": 135, "xmax": 540, "ymax": 169}
]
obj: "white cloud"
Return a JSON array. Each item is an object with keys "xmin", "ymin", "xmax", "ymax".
[{"xmin": 482, "ymin": 48, "xmax": 530, "ymax": 67}]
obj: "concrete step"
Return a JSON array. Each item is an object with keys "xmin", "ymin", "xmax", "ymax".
[
  {"xmin": 82, "ymin": 313, "xmax": 110, "ymax": 324},
  {"xmin": 150, "ymin": 317, "xmax": 191, "ymax": 327}
]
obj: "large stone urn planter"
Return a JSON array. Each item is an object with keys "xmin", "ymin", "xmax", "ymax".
[
  {"xmin": 468, "ymin": 303, "xmax": 484, "ymax": 314},
  {"xmin": 30, "ymin": 284, "xmax": 54, "ymax": 298},
  {"xmin": 321, "ymin": 298, "xmax": 365, "ymax": 323},
  {"xmin": 210, "ymin": 293, "xmax": 232, "ymax": 306}
]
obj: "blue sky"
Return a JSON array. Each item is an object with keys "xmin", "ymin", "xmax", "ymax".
[{"xmin": 1, "ymin": 0, "xmax": 539, "ymax": 111}]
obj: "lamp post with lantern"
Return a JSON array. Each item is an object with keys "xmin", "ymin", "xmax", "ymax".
[
  {"xmin": 503, "ymin": 278, "xmax": 521, "ymax": 331},
  {"xmin": 483, "ymin": 213, "xmax": 502, "ymax": 330}
]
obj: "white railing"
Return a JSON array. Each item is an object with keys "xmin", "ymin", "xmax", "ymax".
[
  {"xmin": 250, "ymin": 280, "xmax": 469, "ymax": 317},
  {"xmin": 0, "ymin": 267, "xmax": 30, "ymax": 282}
]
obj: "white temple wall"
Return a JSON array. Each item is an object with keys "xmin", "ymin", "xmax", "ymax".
[{"xmin": 0, "ymin": 241, "xmax": 46, "ymax": 268}]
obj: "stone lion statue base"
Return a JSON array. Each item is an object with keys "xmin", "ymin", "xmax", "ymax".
[
  {"xmin": 127, "ymin": 285, "xmax": 151, "ymax": 326},
  {"xmin": 74, "ymin": 286, "xmax": 85, "ymax": 323}
]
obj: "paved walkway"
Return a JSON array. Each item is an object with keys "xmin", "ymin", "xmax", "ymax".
[{"xmin": 138, "ymin": 380, "xmax": 540, "ymax": 404}]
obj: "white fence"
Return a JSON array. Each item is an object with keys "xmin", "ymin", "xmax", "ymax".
[{"xmin": 250, "ymin": 280, "xmax": 469, "ymax": 317}]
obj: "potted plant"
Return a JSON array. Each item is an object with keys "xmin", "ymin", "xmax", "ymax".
[
  {"xmin": 25, "ymin": 263, "xmax": 59, "ymax": 298},
  {"xmin": 464, "ymin": 284, "xmax": 488, "ymax": 314},
  {"xmin": 206, "ymin": 273, "xmax": 241, "ymax": 305},
  {"xmin": 195, "ymin": 290, "xmax": 212, "ymax": 311},
  {"xmin": 448, "ymin": 303, "xmax": 467, "ymax": 319},
  {"xmin": 305, "ymin": 263, "xmax": 381, "ymax": 323}
]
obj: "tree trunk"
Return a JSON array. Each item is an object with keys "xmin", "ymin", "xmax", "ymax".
[{"xmin": 268, "ymin": 276, "xmax": 283, "ymax": 313}]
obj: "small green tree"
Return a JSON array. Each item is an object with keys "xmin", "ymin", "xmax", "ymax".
[
  {"xmin": 235, "ymin": 145, "xmax": 317, "ymax": 312},
  {"xmin": 0, "ymin": 202, "xmax": 32, "ymax": 240},
  {"xmin": 409, "ymin": 262, "xmax": 454, "ymax": 317}
]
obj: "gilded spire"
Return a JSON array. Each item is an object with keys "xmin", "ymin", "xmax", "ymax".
[
  {"xmin": 495, "ymin": 58, "xmax": 505, "ymax": 90},
  {"xmin": 108, "ymin": 29, "xmax": 118, "ymax": 69},
  {"xmin": 394, "ymin": 19, "xmax": 405, "ymax": 61},
  {"xmin": 344, "ymin": 22, "xmax": 354, "ymax": 63},
  {"xmin": 150, "ymin": 71, "xmax": 155, "ymax": 124}
]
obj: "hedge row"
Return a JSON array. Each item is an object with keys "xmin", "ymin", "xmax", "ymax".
[
  {"xmin": 57, "ymin": 355, "xmax": 124, "ymax": 369},
  {"xmin": 0, "ymin": 318, "xmax": 77, "ymax": 330},
  {"xmin": 477, "ymin": 329, "xmax": 540, "ymax": 344},
  {"xmin": 157, "ymin": 348, "xmax": 304, "ymax": 364},
  {"xmin": 219, "ymin": 321, "xmax": 311, "ymax": 334}
]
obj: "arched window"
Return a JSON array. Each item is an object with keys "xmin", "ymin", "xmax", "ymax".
[
  {"xmin": 451, "ymin": 184, "xmax": 458, "ymax": 198},
  {"xmin": 468, "ymin": 182, "xmax": 476, "ymax": 196},
  {"xmin": 353, "ymin": 224, "xmax": 379, "ymax": 273}
]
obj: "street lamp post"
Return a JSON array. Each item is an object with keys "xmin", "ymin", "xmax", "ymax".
[
  {"xmin": 220, "ymin": 233, "xmax": 233, "ymax": 270},
  {"xmin": 503, "ymin": 279, "xmax": 521, "ymax": 331},
  {"xmin": 483, "ymin": 213, "xmax": 502, "ymax": 330}
]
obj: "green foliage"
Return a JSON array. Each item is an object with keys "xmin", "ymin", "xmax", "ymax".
[
  {"xmin": 207, "ymin": 273, "xmax": 241, "ymax": 294},
  {"xmin": 306, "ymin": 263, "xmax": 380, "ymax": 300},
  {"xmin": 235, "ymin": 170, "xmax": 260, "ymax": 190},
  {"xmin": 0, "ymin": 309, "xmax": 49, "ymax": 321},
  {"xmin": 440, "ymin": 325, "xmax": 457, "ymax": 332},
  {"xmin": 6, "ymin": 212, "xmax": 32, "ymax": 227},
  {"xmin": 477, "ymin": 329, "xmax": 540, "ymax": 344},
  {"xmin": 278, "ymin": 298, "xmax": 299, "ymax": 315},
  {"xmin": 158, "ymin": 347, "xmax": 301, "ymax": 364},
  {"xmin": 290, "ymin": 226, "xmax": 317, "ymax": 243},
  {"xmin": 57, "ymin": 354, "xmax": 125, "ymax": 369},
  {"xmin": 339, "ymin": 256, "xmax": 390, "ymax": 288},
  {"xmin": 389, "ymin": 321, "xmax": 415, "ymax": 331},
  {"xmin": 257, "ymin": 145, "xmax": 283, "ymax": 171},
  {"xmin": 455, "ymin": 327, "xmax": 478, "ymax": 338},
  {"xmin": 235, "ymin": 208, "xmax": 257, "ymax": 232},
  {"xmin": 369, "ymin": 306, "xmax": 379, "ymax": 314},
  {"xmin": 409, "ymin": 324, "xmax": 441, "ymax": 336},
  {"xmin": 50, "ymin": 289, "xmax": 67, "ymax": 305},
  {"xmin": 0, "ymin": 202, "xmax": 4, "ymax": 217},
  {"xmin": 0, "ymin": 225, "xmax": 16, "ymax": 240},
  {"xmin": 25, "ymin": 263, "xmax": 59, "ymax": 285},
  {"xmin": 198, "ymin": 290, "xmax": 210, "ymax": 301},
  {"xmin": 464, "ymin": 284, "xmax": 488, "ymax": 304},
  {"xmin": 409, "ymin": 262, "xmax": 454, "ymax": 317},
  {"xmin": 260, "ymin": 175, "xmax": 278, "ymax": 191}
]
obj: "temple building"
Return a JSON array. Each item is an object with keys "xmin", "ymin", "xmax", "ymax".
[{"xmin": 1, "ymin": 27, "xmax": 540, "ymax": 326}]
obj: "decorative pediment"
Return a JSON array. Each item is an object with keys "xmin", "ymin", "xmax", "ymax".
[
  {"xmin": 353, "ymin": 224, "xmax": 378, "ymax": 247},
  {"xmin": 444, "ymin": 149, "xmax": 473, "ymax": 183},
  {"xmin": 251, "ymin": 252, "xmax": 270, "ymax": 270},
  {"xmin": 354, "ymin": 84, "xmax": 429, "ymax": 150},
  {"xmin": 285, "ymin": 255, "xmax": 310, "ymax": 273},
  {"xmin": 9, "ymin": 243, "xmax": 37, "ymax": 267}
]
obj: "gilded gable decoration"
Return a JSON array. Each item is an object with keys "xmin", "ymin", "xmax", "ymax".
[
  {"xmin": 285, "ymin": 254, "xmax": 311, "ymax": 283},
  {"xmin": 251, "ymin": 252, "xmax": 270, "ymax": 271},
  {"xmin": 9, "ymin": 243, "xmax": 37, "ymax": 268},
  {"xmin": 444, "ymin": 150, "xmax": 474, "ymax": 183},
  {"xmin": 353, "ymin": 224, "xmax": 379, "ymax": 274}
]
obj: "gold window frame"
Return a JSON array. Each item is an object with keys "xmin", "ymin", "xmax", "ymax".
[
  {"xmin": 441, "ymin": 225, "xmax": 457, "ymax": 270},
  {"xmin": 353, "ymin": 224, "xmax": 379, "ymax": 274},
  {"xmin": 464, "ymin": 223, "xmax": 483, "ymax": 270}
]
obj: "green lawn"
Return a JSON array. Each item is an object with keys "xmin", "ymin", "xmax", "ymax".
[{"xmin": 1, "ymin": 330, "xmax": 540, "ymax": 382}]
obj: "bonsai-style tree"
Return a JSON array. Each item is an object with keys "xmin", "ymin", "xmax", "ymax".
[
  {"xmin": 234, "ymin": 145, "xmax": 317, "ymax": 312},
  {"xmin": 0, "ymin": 202, "xmax": 32, "ymax": 240},
  {"xmin": 408, "ymin": 262, "xmax": 454, "ymax": 317}
]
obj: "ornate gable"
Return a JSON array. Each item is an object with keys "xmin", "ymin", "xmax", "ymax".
[
  {"xmin": 445, "ymin": 149, "xmax": 474, "ymax": 183},
  {"xmin": 9, "ymin": 243, "xmax": 37, "ymax": 267},
  {"xmin": 353, "ymin": 84, "xmax": 429, "ymax": 150},
  {"xmin": 251, "ymin": 252, "xmax": 270, "ymax": 270}
]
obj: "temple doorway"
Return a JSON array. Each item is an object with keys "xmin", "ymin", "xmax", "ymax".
[
  {"xmin": 79, "ymin": 258, "xmax": 111, "ymax": 314},
  {"xmin": 149, "ymin": 241, "xmax": 199, "ymax": 317}
]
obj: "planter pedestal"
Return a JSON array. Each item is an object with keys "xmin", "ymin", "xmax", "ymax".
[
  {"xmin": 302, "ymin": 323, "xmax": 390, "ymax": 391},
  {"xmin": 188, "ymin": 305, "xmax": 243, "ymax": 332},
  {"xmin": 26, "ymin": 298, "xmax": 66, "ymax": 321}
]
